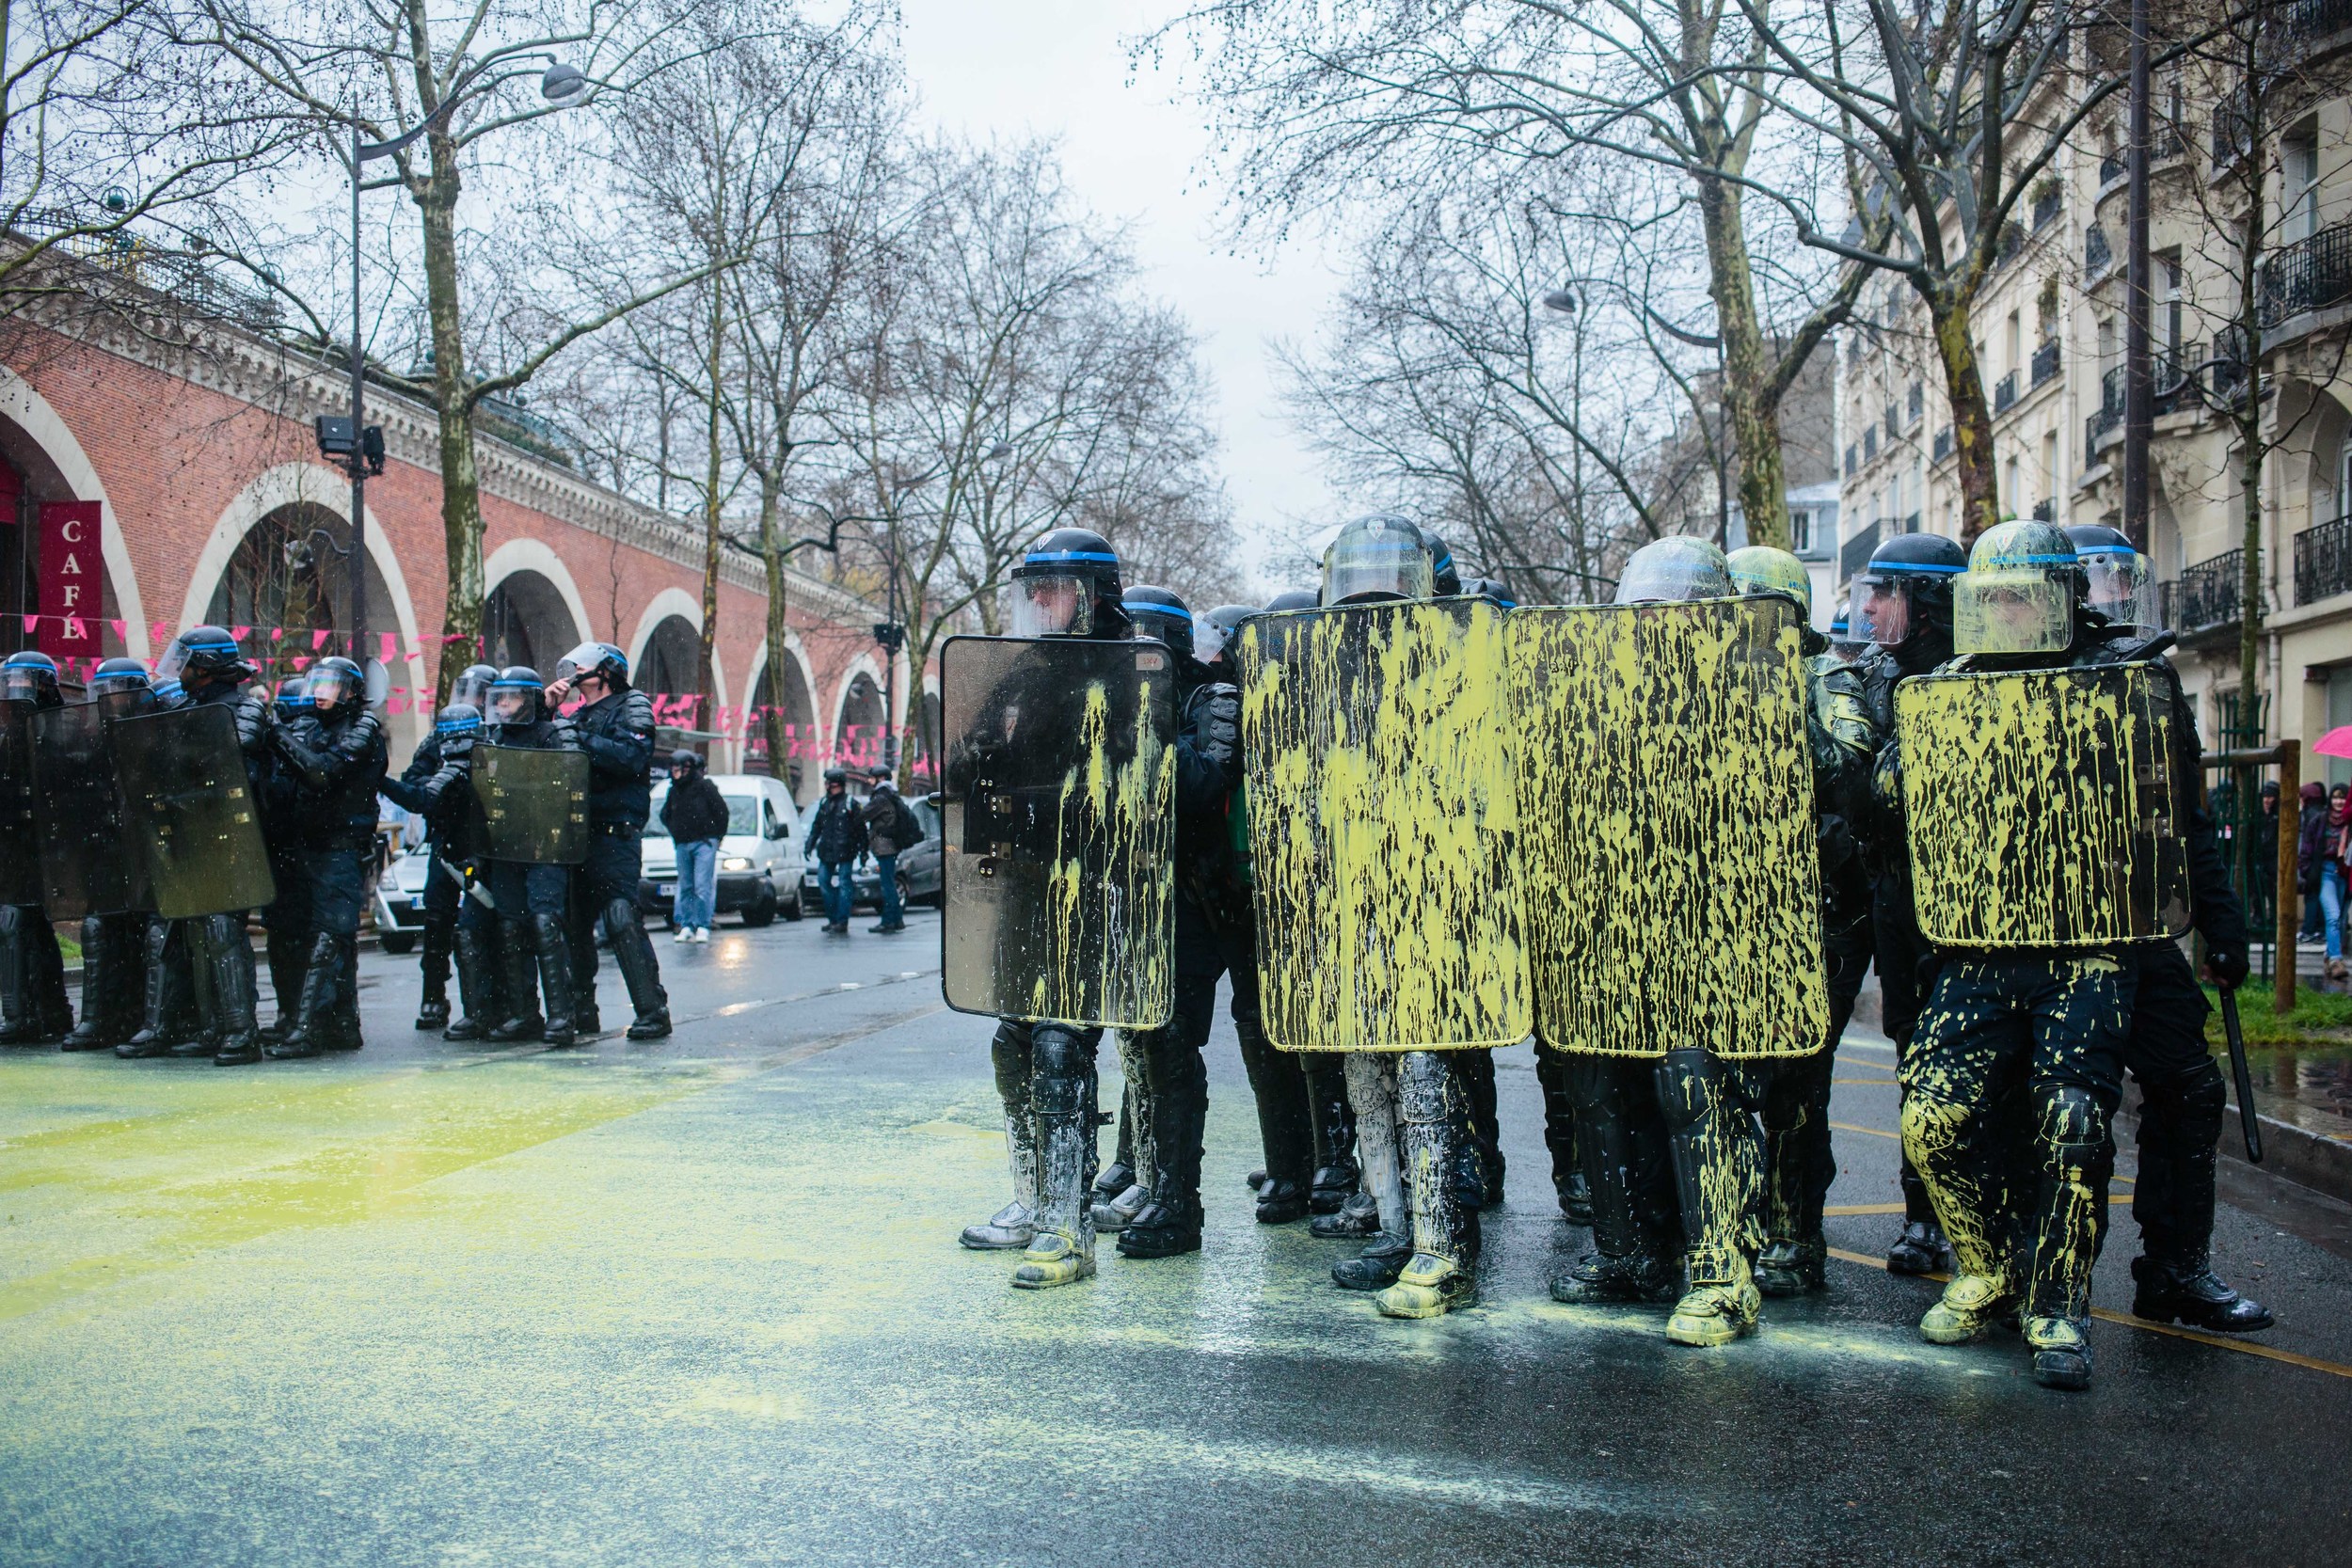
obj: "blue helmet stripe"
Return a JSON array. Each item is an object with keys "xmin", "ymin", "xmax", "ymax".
[
  {"xmin": 1025, "ymin": 549, "xmax": 1119, "ymax": 563},
  {"xmin": 1132, "ymin": 603, "xmax": 1193, "ymax": 621}
]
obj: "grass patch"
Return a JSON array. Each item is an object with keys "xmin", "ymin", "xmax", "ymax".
[{"xmin": 2201, "ymin": 984, "xmax": 2352, "ymax": 1049}]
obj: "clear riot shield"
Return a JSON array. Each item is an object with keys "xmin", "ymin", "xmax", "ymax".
[
  {"xmin": 29, "ymin": 702, "xmax": 150, "ymax": 920},
  {"xmin": 0, "ymin": 700, "xmax": 40, "ymax": 906},
  {"xmin": 938, "ymin": 635, "xmax": 1177, "ymax": 1029},
  {"xmin": 108, "ymin": 703, "xmax": 276, "ymax": 920},
  {"xmin": 1897, "ymin": 661, "xmax": 2190, "ymax": 947},
  {"xmin": 1233, "ymin": 598, "xmax": 1530, "ymax": 1053},
  {"xmin": 1507, "ymin": 597, "xmax": 1827, "ymax": 1059},
  {"xmin": 476, "ymin": 745, "xmax": 589, "ymax": 865}
]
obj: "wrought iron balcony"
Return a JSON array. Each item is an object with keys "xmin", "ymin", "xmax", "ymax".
[
  {"xmin": 1994, "ymin": 371, "xmax": 2019, "ymax": 413},
  {"xmin": 2283, "ymin": 0, "xmax": 2352, "ymax": 48},
  {"xmin": 2161, "ymin": 550, "xmax": 2242, "ymax": 635},
  {"xmin": 2031, "ymin": 499, "xmax": 2056, "ymax": 521},
  {"xmin": 2087, "ymin": 365, "xmax": 2125, "ymax": 451},
  {"xmin": 2261, "ymin": 219, "xmax": 2352, "ymax": 327},
  {"xmin": 2031, "ymin": 339, "xmax": 2060, "ymax": 388},
  {"xmin": 2296, "ymin": 514, "xmax": 2352, "ymax": 605},
  {"xmin": 2100, "ymin": 148, "xmax": 2128, "ymax": 186}
]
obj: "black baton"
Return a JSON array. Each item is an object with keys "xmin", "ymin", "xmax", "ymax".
[{"xmin": 2217, "ymin": 986, "xmax": 2264, "ymax": 1164}]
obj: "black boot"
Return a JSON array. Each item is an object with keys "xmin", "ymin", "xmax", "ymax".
[
  {"xmin": 1254, "ymin": 1177, "xmax": 1311, "ymax": 1224},
  {"xmin": 328, "ymin": 936, "xmax": 362, "ymax": 1050},
  {"xmin": 602, "ymin": 897, "xmax": 671, "ymax": 1039},
  {"xmin": 117, "ymin": 919, "xmax": 184, "ymax": 1057},
  {"xmin": 1119, "ymin": 1026, "xmax": 1207, "ymax": 1260},
  {"xmin": 1456, "ymin": 1048, "xmax": 1506, "ymax": 1209},
  {"xmin": 61, "ymin": 917, "xmax": 125, "ymax": 1052},
  {"xmin": 2131, "ymin": 1065, "xmax": 2271, "ymax": 1330},
  {"xmin": 532, "ymin": 912, "xmax": 579, "ymax": 1047},
  {"xmin": 267, "ymin": 931, "xmax": 343, "ymax": 1059},
  {"xmin": 1234, "ymin": 1015, "xmax": 1313, "ymax": 1206},
  {"xmin": 0, "ymin": 903, "xmax": 63, "ymax": 1045},
  {"xmin": 1332, "ymin": 1231, "xmax": 1411, "ymax": 1291},
  {"xmin": 1301, "ymin": 1052, "xmax": 1359, "ymax": 1214},
  {"xmin": 444, "ymin": 923, "xmax": 499, "ymax": 1040},
  {"xmin": 486, "ymin": 918, "xmax": 544, "ymax": 1041},
  {"xmin": 200, "ymin": 913, "xmax": 263, "ymax": 1067},
  {"xmin": 415, "ymin": 914, "xmax": 453, "ymax": 1030},
  {"xmin": 2130, "ymin": 1256, "xmax": 2274, "ymax": 1331},
  {"xmin": 1549, "ymin": 1249, "xmax": 1681, "ymax": 1305},
  {"xmin": 1311, "ymin": 1191, "xmax": 1381, "ymax": 1239}
]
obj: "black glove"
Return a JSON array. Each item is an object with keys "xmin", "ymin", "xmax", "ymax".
[
  {"xmin": 2205, "ymin": 946, "xmax": 2249, "ymax": 989},
  {"xmin": 1199, "ymin": 689, "xmax": 1240, "ymax": 769}
]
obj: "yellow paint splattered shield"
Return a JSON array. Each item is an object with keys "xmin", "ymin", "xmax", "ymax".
[
  {"xmin": 1508, "ymin": 598, "xmax": 1827, "ymax": 1059},
  {"xmin": 1896, "ymin": 662, "xmax": 2190, "ymax": 947},
  {"xmin": 1234, "ymin": 599, "xmax": 1530, "ymax": 1053},
  {"xmin": 938, "ymin": 635, "xmax": 1177, "ymax": 1029}
]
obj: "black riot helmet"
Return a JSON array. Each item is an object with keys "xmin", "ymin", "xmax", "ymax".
[
  {"xmin": 274, "ymin": 675, "xmax": 313, "ymax": 721},
  {"xmin": 2062, "ymin": 522, "xmax": 2158, "ymax": 632},
  {"xmin": 450, "ymin": 662, "xmax": 500, "ymax": 710},
  {"xmin": 1197, "ymin": 604, "xmax": 1254, "ymax": 667},
  {"xmin": 1009, "ymin": 527, "xmax": 1127, "ymax": 639},
  {"xmin": 1264, "ymin": 588, "xmax": 1319, "ymax": 613},
  {"xmin": 1419, "ymin": 526, "xmax": 1463, "ymax": 596},
  {"xmin": 1460, "ymin": 577, "xmax": 1518, "ymax": 610},
  {"xmin": 1323, "ymin": 515, "xmax": 1435, "ymax": 605},
  {"xmin": 1122, "ymin": 585, "xmax": 1194, "ymax": 660},
  {"xmin": 554, "ymin": 641, "xmax": 630, "ymax": 691},
  {"xmin": 487, "ymin": 666, "xmax": 545, "ymax": 728},
  {"xmin": 303, "ymin": 656, "xmax": 366, "ymax": 715},
  {"xmin": 1, "ymin": 650, "xmax": 59, "ymax": 705},
  {"xmin": 155, "ymin": 625, "xmax": 255, "ymax": 688},
  {"xmin": 1850, "ymin": 531, "xmax": 1968, "ymax": 650},
  {"xmin": 89, "ymin": 657, "xmax": 152, "ymax": 715},
  {"xmin": 434, "ymin": 702, "xmax": 482, "ymax": 742}
]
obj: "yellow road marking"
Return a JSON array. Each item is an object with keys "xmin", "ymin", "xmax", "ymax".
[
  {"xmin": 1834, "ymin": 1076, "xmax": 1899, "ymax": 1085},
  {"xmin": 1831, "ymin": 1121, "xmax": 1898, "ymax": 1140},
  {"xmin": 1824, "ymin": 1203, "xmax": 1906, "ymax": 1215},
  {"xmin": 1825, "ymin": 1247, "xmax": 2352, "ymax": 1382}
]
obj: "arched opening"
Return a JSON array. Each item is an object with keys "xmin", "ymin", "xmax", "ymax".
[
  {"xmin": 483, "ymin": 567, "xmax": 583, "ymax": 675},
  {"xmin": 911, "ymin": 689, "xmax": 943, "ymax": 785},
  {"xmin": 0, "ymin": 410, "xmax": 128, "ymax": 664},
  {"xmin": 204, "ymin": 502, "xmax": 394, "ymax": 688},
  {"xmin": 637, "ymin": 613, "xmax": 704, "ymax": 731},
  {"xmin": 746, "ymin": 649, "xmax": 818, "ymax": 801},
  {"xmin": 835, "ymin": 670, "xmax": 885, "ymax": 773}
]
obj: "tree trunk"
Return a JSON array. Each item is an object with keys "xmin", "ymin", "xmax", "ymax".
[
  {"xmin": 1930, "ymin": 291, "xmax": 2001, "ymax": 546},
  {"xmin": 756, "ymin": 475, "xmax": 796, "ymax": 795},
  {"xmin": 1696, "ymin": 173, "xmax": 1790, "ymax": 550},
  {"xmin": 417, "ymin": 156, "xmax": 484, "ymax": 706},
  {"xmin": 695, "ymin": 282, "xmax": 725, "ymax": 739}
]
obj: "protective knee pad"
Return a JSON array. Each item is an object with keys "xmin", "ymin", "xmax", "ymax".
[
  {"xmin": 1653, "ymin": 1048, "xmax": 1726, "ymax": 1136},
  {"xmin": 991, "ymin": 1021, "xmax": 1035, "ymax": 1112},
  {"xmin": 1396, "ymin": 1052, "xmax": 1465, "ymax": 1126},
  {"xmin": 2137, "ymin": 1062, "xmax": 2226, "ymax": 1153},
  {"xmin": 2037, "ymin": 1084, "xmax": 2107, "ymax": 1151},
  {"xmin": 1031, "ymin": 1025, "xmax": 1094, "ymax": 1117}
]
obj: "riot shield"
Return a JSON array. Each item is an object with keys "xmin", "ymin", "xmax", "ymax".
[
  {"xmin": 28, "ymin": 702, "xmax": 150, "ymax": 920},
  {"xmin": 1233, "ymin": 598, "xmax": 1530, "ymax": 1053},
  {"xmin": 1507, "ymin": 597, "xmax": 1827, "ymax": 1059},
  {"xmin": 1896, "ymin": 661, "xmax": 2190, "ymax": 947},
  {"xmin": 476, "ymin": 745, "xmax": 589, "ymax": 865},
  {"xmin": 109, "ymin": 703, "xmax": 276, "ymax": 920},
  {"xmin": 0, "ymin": 701, "xmax": 40, "ymax": 906},
  {"xmin": 939, "ymin": 635, "xmax": 1176, "ymax": 1030}
]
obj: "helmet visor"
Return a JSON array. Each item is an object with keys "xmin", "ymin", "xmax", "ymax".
[
  {"xmin": 1851, "ymin": 574, "xmax": 1914, "ymax": 647},
  {"xmin": 2080, "ymin": 549, "xmax": 2156, "ymax": 631},
  {"xmin": 1613, "ymin": 540, "xmax": 1732, "ymax": 605},
  {"xmin": 1954, "ymin": 571, "xmax": 2074, "ymax": 656},
  {"xmin": 552, "ymin": 641, "xmax": 613, "ymax": 687},
  {"xmin": 487, "ymin": 681, "xmax": 541, "ymax": 726},
  {"xmin": 1127, "ymin": 605, "xmax": 1190, "ymax": 653},
  {"xmin": 434, "ymin": 704, "xmax": 482, "ymax": 739},
  {"xmin": 451, "ymin": 666, "xmax": 496, "ymax": 709},
  {"xmin": 303, "ymin": 664, "xmax": 361, "ymax": 711},
  {"xmin": 152, "ymin": 640, "xmax": 191, "ymax": 687},
  {"xmin": 1322, "ymin": 523, "xmax": 1434, "ymax": 605},
  {"xmin": 1, "ymin": 665, "xmax": 52, "ymax": 703},
  {"xmin": 1007, "ymin": 575, "xmax": 1094, "ymax": 638},
  {"xmin": 1195, "ymin": 609, "xmax": 1250, "ymax": 666},
  {"xmin": 90, "ymin": 669, "xmax": 150, "ymax": 701}
]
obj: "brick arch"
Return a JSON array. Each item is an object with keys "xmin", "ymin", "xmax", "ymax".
[
  {"xmin": 743, "ymin": 631, "xmax": 821, "ymax": 802},
  {"xmin": 0, "ymin": 371, "xmax": 148, "ymax": 654},
  {"xmin": 626, "ymin": 587, "xmax": 726, "ymax": 742},
  {"xmin": 484, "ymin": 538, "xmax": 592, "ymax": 668}
]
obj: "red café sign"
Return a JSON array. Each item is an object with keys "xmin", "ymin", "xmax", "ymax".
[{"xmin": 37, "ymin": 500, "xmax": 102, "ymax": 662}]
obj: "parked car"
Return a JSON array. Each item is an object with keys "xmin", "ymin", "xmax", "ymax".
[
  {"xmin": 799, "ymin": 790, "xmax": 945, "ymax": 913},
  {"xmin": 371, "ymin": 839, "xmax": 432, "ymax": 955},
  {"xmin": 640, "ymin": 773, "xmax": 804, "ymax": 927}
]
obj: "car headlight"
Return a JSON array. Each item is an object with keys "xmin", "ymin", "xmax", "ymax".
[{"xmin": 721, "ymin": 857, "xmax": 753, "ymax": 872}]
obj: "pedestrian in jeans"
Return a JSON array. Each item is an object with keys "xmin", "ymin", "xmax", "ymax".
[
  {"xmin": 660, "ymin": 750, "xmax": 729, "ymax": 944},
  {"xmin": 811, "ymin": 767, "xmax": 866, "ymax": 934},
  {"xmin": 2297, "ymin": 781, "xmax": 2328, "ymax": 942},
  {"xmin": 2329, "ymin": 784, "xmax": 2352, "ymax": 983},
  {"xmin": 863, "ymin": 773, "xmax": 920, "ymax": 934}
]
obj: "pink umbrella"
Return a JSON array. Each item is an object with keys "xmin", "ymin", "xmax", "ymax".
[{"xmin": 2314, "ymin": 726, "xmax": 2352, "ymax": 761}]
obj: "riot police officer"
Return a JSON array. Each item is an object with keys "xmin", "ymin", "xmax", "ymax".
[
  {"xmin": 262, "ymin": 657, "xmax": 387, "ymax": 1059},
  {"xmin": 381, "ymin": 664, "xmax": 498, "ymax": 1031},
  {"xmin": 1724, "ymin": 546, "xmax": 1877, "ymax": 1296},
  {"xmin": 2063, "ymin": 522, "xmax": 2269, "ymax": 1334},
  {"xmin": 481, "ymin": 667, "xmax": 584, "ymax": 1047},
  {"xmin": 58, "ymin": 657, "xmax": 158, "ymax": 1052},
  {"xmin": 546, "ymin": 641, "xmax": 670, "ymax": 1040},
  {"xmin": 0, "ymin": 651, "xmax": 72, "ymax": 1045},
  {"xmin": 257, "ymin": 675, "xmax": 315, "ymax": 1046},
  {"xmin": 1849, "ymin": 531, "xmax": 1970, "ymax": 1273},
  {"xmin": 953, "ymin": 527, "xmax": 1134, "ymax": 1289}
]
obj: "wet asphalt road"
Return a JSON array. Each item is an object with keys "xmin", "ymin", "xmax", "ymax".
[{"xmin": 4, "ymin": 910, "xmax": 2351, "ymax": 1566}]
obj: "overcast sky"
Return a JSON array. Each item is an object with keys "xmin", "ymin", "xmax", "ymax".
[{"xmin": 895, "ymin": 0, "xmax": 1343, "ymax": 594}]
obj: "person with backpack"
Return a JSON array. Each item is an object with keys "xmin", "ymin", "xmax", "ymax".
[{"xmin": 863, "ymin": 773, "xmax": 920, "ymax": 934}]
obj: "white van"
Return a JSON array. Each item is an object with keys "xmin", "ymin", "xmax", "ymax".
[{"xmin": 639, "ymin": 772, "xmax": 804, "ymax": 927}]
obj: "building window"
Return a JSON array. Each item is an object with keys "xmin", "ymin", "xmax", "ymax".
[
  {"xmin": 2042, "ymin": 431, "xmax": 2059, "ymax": 511},
  {"xmin": 2286, "ymin": 135, "xmax": 2319, "ymax": 244},
  {"xmin": 1790, "ymin": 509, "xmax": 1814, "ymax": 554},
  {"xmin": 2160, "ymin": 253, "xmax": 2184, "ymax": 369}
]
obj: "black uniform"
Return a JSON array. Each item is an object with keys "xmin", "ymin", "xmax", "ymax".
[
  {"xmin": 263, "ymin": 699, "xmax": 387, "ymax": 1057},
  {"xmin": 184, "ymin": 677, "xmax": 274, "ymax": 1066},
  {"xmin": 565, "ymin": 688, "xmax": 668, "ymax": 1037},
  {"xmin": 485, "ymin": 706, "xmax": 583, "ymax": 1045},
  {"xmin": 383, "ymin": 727, "xmax": 464, "ymax": 1029},
  {"xmin": 0, "ymin": 694, "xmax": 72, "ymax": 1048}
]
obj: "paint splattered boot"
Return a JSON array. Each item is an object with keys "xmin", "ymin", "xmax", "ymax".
[
  {"xmin": 1549, "ymin": 1249, "xmax": 1679, "ymax": 1306},
  {"xmin": 1919, "ymin": 1272, "xmax": 2017, "ymax": 1344},
  {"xmin": 1010, "ymin": 1024, "xmax": 1097, "ymax": 1291},
  {"xmin": 1301, "ymin": 1052, "xmax": 1359, "ymax": 1214},
  {"xmin": 1656, "ymin": 1047, "xmax": 1763, "ymax": 1342},
  {"xmin": 1665, "ymin": 1255, "xmax": 1763, "ymax": 1346},
  {"xmin": 1375, "ymin": 1052, "xmax": 1478, "ymax": 1318},
  {"xmin": 2026, "ymin": 1315, "xmax": 2092, "ymax": 1391},
  {"xmin": 965, "ymin": 1023, "xmax": 1040, "ymax": 1250},
  {"xmin": 1754, "ymin": 1237, "xmax": 1827, "ymax": 1297}
]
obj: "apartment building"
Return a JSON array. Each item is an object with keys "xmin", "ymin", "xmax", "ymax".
[{"xmin": 1836, "ymin": 3, "xmax": 2352, "ymax": 771}]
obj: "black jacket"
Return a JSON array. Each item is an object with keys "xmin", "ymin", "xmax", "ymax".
[
  {"xmin": 272, "ymin": 706, "xmax": 389, "ymax": 852},
  {"xmin": 572, "ymin": 689, "xmax": 656, "ymax": 829},
  {"xmin": 862, "ymin": 787, "xmax": 921, "ymax": 857},
  {"xmin": 661, "ymin": 774, "xmax": 732, "ymax": 844},
  {"xmin": 810, "ymin": 791, "xmax": 866, "ymax": 863}
]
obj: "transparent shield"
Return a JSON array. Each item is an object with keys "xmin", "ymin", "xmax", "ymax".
[
  {"xmin": 29, "ymin": 702, "xmax": 150, "ymax": 919},
  {"xmin": 1232, "ymin": 598, "xmax": 1530, "ymax": 1052},
  {"xmin": 0, "ymin": 701, "xmax": 40, "ymax": 905},
  {"xmin": 1005, "ymin": 577, "xmax": 1095, "ymax": 639},
  {"xmin": 1507, "ymin": 596, "xmax": 1827, "ymax": 1059},
  {"xmin": 1321, "ymin": 520, "xmax": 1435, "ymax": 606},
  {"xmin": 109, "ymin": 704, "xmax": 276, "ymax": 919},
  {"xmin": 1850, "ymin": 574, "xmax": 1914, "ymax": 646},
  {"xmin": 476, "ymin": 745, "xmax": 589, "ymax": 864},
  {"xmin": 1896, "ymin": 662, "xmax": 2191, "ymax": 945},
  {"xmin": 1953, "ymin": 573, "xmax": 2074, "ymax": 655},
  {"xmin": 2082, "ymin": 550, "xmax": 2158, "ymax": 631},
  {"xmin": 938, "ymin": 635, "xmax": 1176, "ymax": 1029}
]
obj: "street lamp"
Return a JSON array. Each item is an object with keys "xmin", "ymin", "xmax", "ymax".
[{"xmin": 329, "ymin": 58, "xmax": 586, "ymax": 678}]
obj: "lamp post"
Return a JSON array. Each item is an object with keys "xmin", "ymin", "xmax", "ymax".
[{"xmin": 336, "ymin": 61, "xmax": 586, "ymax": 676}]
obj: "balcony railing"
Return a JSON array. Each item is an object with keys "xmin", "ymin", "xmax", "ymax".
[
  {"xmin": 1933, "ymin": 424, "xmax": 1954, "ymax": 462},
  {"xmin": 2296, "ymin": 514, "xmax": 2352, "ymax": 604},
  {"xmin": 2162, "ymin": 549, "xmax": 2243, "ymax": 634},
  {"xmin": 2261, "ymin": 219, "xmax": 2352, "ymax": 327},
  {"xmin": 2031, "ymin": 498, "xmax": 2056, "ymax": 521},
  {"xmin": 2086, "ymin": 223, "xmax": 2112, "ymax": 276},
  {"xmin": 2088, "ymin": 364, "xmax": 2126, "ymax": 451},
  {"xmin": 2099, "ymin": 131, "xmax": 2185, "ymax": 189},
  {"xmin": 1994, "ymin": 371, "xmax": 2019, "ymax": 413},
  {"xmin": 2031, "ymin": 339, "xmax": 2061, "ymax": 388},
  {"xmin": 2283, "ymin": 0, "xmax": 2352, "ymax": 45},
  {"xmin": 2100, "ymin": 148, "xmax": 2128, "ymax": 185}
]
